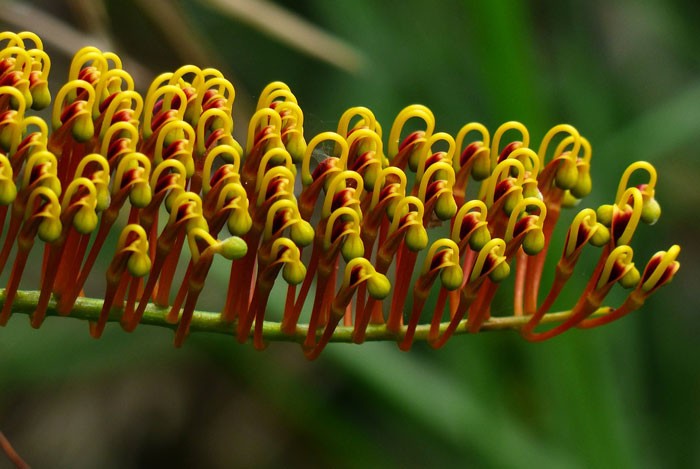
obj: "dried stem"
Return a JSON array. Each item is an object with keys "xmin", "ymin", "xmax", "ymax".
[{"xmin": 0, "ymin": 431, "xmax": 29, "ymax": 469}]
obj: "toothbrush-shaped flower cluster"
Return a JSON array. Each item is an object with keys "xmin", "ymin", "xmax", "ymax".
[{"xmin": 0, "ymin": 31, "xmax": 680, "ymax": 358}]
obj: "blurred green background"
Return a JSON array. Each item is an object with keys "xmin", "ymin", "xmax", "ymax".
[{"xmin": 1, "ymin": 0, "xmax": 698, "ymax": 467}]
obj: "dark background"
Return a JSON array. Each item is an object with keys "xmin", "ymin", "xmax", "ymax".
[{"xmin": 0, "ymin": 0, "xmax": 698, "ymax": 467}]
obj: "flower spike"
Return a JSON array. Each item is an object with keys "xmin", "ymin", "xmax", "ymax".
[{"xmin": 0, "ymin": 32, "xmax": 680, "ymax": 358}]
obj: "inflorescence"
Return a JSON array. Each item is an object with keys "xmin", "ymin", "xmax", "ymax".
[{"xmin": 0, "ymin": 31, "xmax": 680, "ymax": 359}]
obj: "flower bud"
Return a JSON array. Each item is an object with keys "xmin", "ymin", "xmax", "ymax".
[
  {"xmin": 561, "ymin": 191, "xmax": 581, "ymax": 208},
  {"xmin": 488, "ymin": 261, "xmax": 510, "ymax": 283},
  {"xmin": 502, "ymin": 191, "xmax": 521, "ymax": 215},
  {"xmin": 188, "ymin": 216, "xmax": 209, "ymax": 233},
  {"xmin": 570, "ymin": 170, "xmax": 592, "ymax": 199},
  {"xmin": 38, "ymin": 217, "xmax": 62, "ymax": 243},
  {"xmin": 440, "ymin": 264, "xmax": 463, "ymax": 291},
  {"xmin": 9, "ymin": 92, "xmax": 28, "ymax": 111},
  {"xmin": 230, "ymin": 139, "xmax": 244, "ymax": 160},
  {"xmin": 73, "ymin": 206, "xmax": 98, "ymax": 234},
  {"xmin": 468, "ymin": 225, "xmax": 491, "ymax": 251},
  {"xmin": 219, "ymin": 236, "xmax": 248, "ymax": 260},
  {"xmin": 554, "ymin": 158, "xmax": 578, "ymax": 190},
  {"xmin": 385, "ymin": 197, "xmax": 401, "ymax": 220},
  {"xmin": 0, "ymin": 179, "xmax": 17, "ymax": 205},
  {"xmin": 163, "ymin": 127, "xmax": 185, "ymax": 147},
  {"xmin": 290, "ymin": 219, "xmax": 314, "ymax": 247},
  {"xmin": 30, "ymin": 82, "xmax": 51, "ymax": 110},
  {"xmin": 20, "ymin": 88, "xmax": 33, "ymax": 111},
  {"xmin": 227, "ymin": 209, "xmax": 253, "ymax": 237},
  {"xmin": 95, "ymin": 187, "xmax": 111, "ymax": 212},
  {"xmin": 619, "ymin": 266, "xmax": 641, "ymax": 289},
  {"xmin": 522, "ymin": 229, "xmax": 545, "ymax": 256},
  {"xmin": 129, "ymin": 182, "xmax": 152, "ymax": 208},
  {"xmin": 407, "ymin": 149, "xmax": 421, "ymax": 172},
  {"xmin": 341, "ymin": 233, "xmax": 365, "ymax": 262},
  {"xmin": 405, "ymin": 224, "xmax": 428, "ymax": 251},
  {"xmin": 589, "ymin": 223, "xmax": 610, "ymax": 247},
  {"xmin": 640, "ymin": 197, "xmax": 661, "ymax": 225},
  {"xmin": 284, "ymin": 131, "xmax": 307, "ymax": 164},
  {"xmin": 283, "ymin": 260, "xmax": 307, "ymax": 285},
  {"xmin": 71, "ymin": 113, "xmax": 94, "ymax": 142},
  {"xmin": 0, "ymin": 126, "xmax": 15, "ymax": 152},
  {"xmin": 596, "ymin": 204, "xmax": 614, "ymax": 226},
  {"xmin": 522, "ymin": 183, "xmax": 541, "ymax": 200},
  {"xmin": 362, "ymin": 164, "xmax": 380, "ymax": 191},
  {"xmin": 182, "ymin": 156, "xmax": 195, "ymax": 179},
  {"xmin": 127, "ymin": 252, "xmax": 152, "ymax": 277},
  {"xmin": 471, "ymin": 152, "xmax": 492, "ymax": 181},
  {"xmin": 434, "ymin": 192, "xmax": 458, "ymax": 220},
  {"xmin": 367, "ymin": 272, "xmax": 392, "ymax": 299}
]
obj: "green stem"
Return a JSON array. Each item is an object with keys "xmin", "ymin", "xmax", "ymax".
[{"xmin": 0, "ymin": 289, "xmax": 612, "ymax": 344}]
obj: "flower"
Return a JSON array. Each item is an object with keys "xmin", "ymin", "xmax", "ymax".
[{"xmin": 0, "ymin": 31, "xmax": 681, "ymax": 358}]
